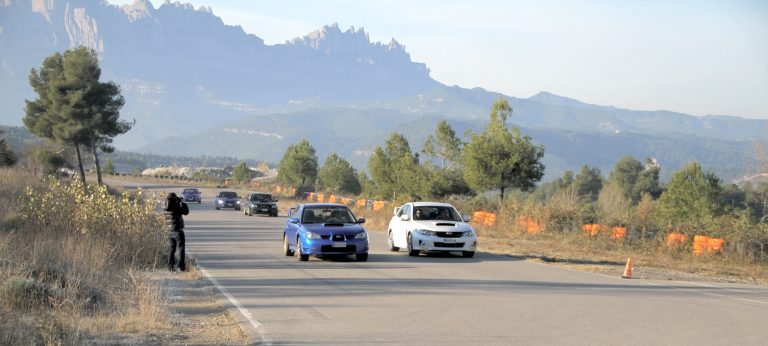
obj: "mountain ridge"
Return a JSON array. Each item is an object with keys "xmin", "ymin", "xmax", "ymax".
[{"xmin": 1, "ymin": 0, "xmax": 765, "ymax": 182}]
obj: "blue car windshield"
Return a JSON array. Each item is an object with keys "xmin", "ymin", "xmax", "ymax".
[
  {"xmin": 183, "ymin": 189, "xmax": 199, "ymax": 194},
  {"xmin": 219, "ymin": 191, "xmax": 237, "ymax": 198},
  {"xmin": 302, "ymin": 206, "xmax": 356, "ymax": 224}
]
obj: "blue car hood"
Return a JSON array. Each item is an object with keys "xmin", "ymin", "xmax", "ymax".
[{"xmin": 302, "ymin": 223, "xmax": 366, "ymax": 234}]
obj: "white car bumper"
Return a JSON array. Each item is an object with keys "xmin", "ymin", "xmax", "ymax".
[{"xmin": 411, "ymin": 233, "xmax": 477, "ymax": 252}]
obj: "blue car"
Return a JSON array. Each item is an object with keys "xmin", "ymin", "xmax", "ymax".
[
  {"xmin": 214, "ymin": 191, "xmax": 241, "ymax": 210},
  {"xmin": 282, "ymin": 203, "xmax": 369, "ymax": 262}
]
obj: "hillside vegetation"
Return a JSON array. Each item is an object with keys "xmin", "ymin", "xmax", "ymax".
[{"xmin": 0, "ymin": 168, "xmax": 168, "ymax": 344}]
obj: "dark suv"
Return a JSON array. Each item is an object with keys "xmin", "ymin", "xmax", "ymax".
[{"xmin": 244, "ymin": 192, "xmax": 278, "ymax": 217}]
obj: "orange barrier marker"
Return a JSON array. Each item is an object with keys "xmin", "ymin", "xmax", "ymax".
[
  {"xmin": 693, "ymin": 235, "xmax": 710, "ymax": 256},
  {"xmin": 666, "ymin": 232, "xmax": 688, "ymax": 247},
  {"xmin": 707, "ymin": 238, "xmax": 725, "ymax": 255},
  {"xmin": 373, "ymin": 200, "xmax": 386, "ymax": 211},
  {"xmin": 611, "ymin": 226, "xmax": 627, "ymax": 240},
  {"xmin": 472, "ymin": 211, "xmax": 487, "ymax": 225},
  {"xmin": 518, "ymin": 216, "xmax": 543, "ymax": 234},
  {"xmin": 621, "ymin": 257, "xmax": 633, "ymax": 279},
  {"xmin": 483, "ymin": 212, "xmax": 497, "ymax": 226}
]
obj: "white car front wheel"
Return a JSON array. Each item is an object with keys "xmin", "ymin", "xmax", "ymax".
[
  {"xmin": 407, "ymin": 232, "xmax": 419, "ymax": 257},
  {"xmin": 388, "ymin": 231, "xmax": 399, "ymax": 251}
]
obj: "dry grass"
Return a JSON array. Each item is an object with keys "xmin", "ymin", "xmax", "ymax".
[
  {"xmin": 349, "ymin": 198, "xmax": 768, "ymax": 285},
  {"xmin": 0, "ymin": 168, "xmax": 174, "ymax": 344}
]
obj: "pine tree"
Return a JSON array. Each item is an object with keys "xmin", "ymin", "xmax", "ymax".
[
  {"xmin": 317, "ymin": 153, "xmax": 362, "ymax": 195},
  {"xmin": 24, "ymin": 47, "xmax": 131, "ymax": 190},
  {"xmin": 0, "ymin": 130, "xmax": 17, "ymax": 167},
  {"xmin": 462, "ymin": 98, "xmax": 545, "ymax": 203},
  {"xmin": 278, "ymin": 139, "xmax": 318, "ymax": 188}
]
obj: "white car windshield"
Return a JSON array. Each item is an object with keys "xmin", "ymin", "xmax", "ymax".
[{"xmin": 413, "ymin": 206, "xmax": 462, "ymax": 222}]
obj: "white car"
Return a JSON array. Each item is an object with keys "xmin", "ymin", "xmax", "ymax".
[{"xmin": 387, "ymin": 202, "xmax": 477, "ymax": 257}]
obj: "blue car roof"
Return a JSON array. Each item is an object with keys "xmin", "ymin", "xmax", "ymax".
[{"xmin": 302, "ymin": 203, "xmax": 346, "ymax": 207}]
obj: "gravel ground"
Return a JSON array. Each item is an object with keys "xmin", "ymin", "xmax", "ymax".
[{"xmin": 141, "ymin": 269, "xmax": 250, "ymax": 345}]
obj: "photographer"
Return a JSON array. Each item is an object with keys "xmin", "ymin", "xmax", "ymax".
[{"xmin": 164, "ymin": 192, "xmax": 189, "ymax": 272}]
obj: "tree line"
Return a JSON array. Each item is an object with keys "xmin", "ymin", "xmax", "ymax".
[
  {"xmin": 277, "ymin": 99, "xmax": 546, "ymax": 202},
  {"xmin": 277, "ymin": 100, "xmax": 768, "ymax": 237}
]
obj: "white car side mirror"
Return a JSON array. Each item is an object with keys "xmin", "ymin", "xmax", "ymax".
[
  {"xmin": 400, "ymin": 214, "xmax": 410, "ymax": 221},
  {"xmin": 394, "ymin": 206, "xmax": 401, "ymax": 216}
]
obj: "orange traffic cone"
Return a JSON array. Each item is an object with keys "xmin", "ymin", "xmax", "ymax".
[{"xmin": 621, "ymin": 257, "xmax": 633, "ymax": 279}]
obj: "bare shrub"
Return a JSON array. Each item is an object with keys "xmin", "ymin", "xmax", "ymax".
[{"xmin": 1, "ymin": 171, "xmax": 168, "ymax": 343}]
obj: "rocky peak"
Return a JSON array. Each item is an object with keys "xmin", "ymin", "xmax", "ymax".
[
  {"xmin": 122, "ymin": 0, "xmax": 155, "ymax": 21},
  {"xmin": 31, "ymin": 0, "xmax": 55, "ymax": 22}
]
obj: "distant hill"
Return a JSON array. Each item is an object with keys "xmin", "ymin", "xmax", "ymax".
[{"xmin": 1, "ymin": 0, "xmax": 765, "ymax": 182}]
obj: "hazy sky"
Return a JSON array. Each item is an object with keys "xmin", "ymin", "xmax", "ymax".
[{"xmin": 113, "ymin": 0, "xmax": 768, "ymax": 118}]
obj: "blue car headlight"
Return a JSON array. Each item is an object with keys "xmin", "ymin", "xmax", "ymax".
[
  {"xmin": 305, "ymin": 231, "xmax": 321, "ymax": 240},
  {"xmin": 236, "ymin": 200, "xmax": 241, "ymax": 204},
  {"xmin": 353, "ymin": 232, "xmax": 367, "ymax": 239},
  {"xmin": 414, "ymin": 229, "xmax": 436, "ymax": 236}
]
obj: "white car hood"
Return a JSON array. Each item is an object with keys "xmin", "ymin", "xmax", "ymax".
[{"xmin": 411, "ymin": 220, "xmax": 473, "ymax": 232}]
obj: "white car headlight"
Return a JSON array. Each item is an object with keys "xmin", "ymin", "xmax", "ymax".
[
  {"xmin": 463, "ymin": 230, "xmax": 474, "ymax": 237},
  {"xmin": 353, "ymin": 232, "xmax": 367, "ymax": 239},
  {"xmin": 414, "ymin": 229, "xmax": 436, "ymax": 236},
  {"xmin": 305, "ymin": 231, "xmax": 321, "ymax": 239}
]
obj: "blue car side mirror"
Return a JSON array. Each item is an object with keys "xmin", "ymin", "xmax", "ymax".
[
  {"xmin": 356, "ymin": 218, "xmax": 366, "ymax": 224},
  {"xmin": 289, "ymin": 218, "xmax": 299, "ymax": 224}
]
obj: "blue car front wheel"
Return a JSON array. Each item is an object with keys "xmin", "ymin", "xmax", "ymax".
[{"xmin": 296, "ymin": 238, "xmax": 309, "ymax": 261}]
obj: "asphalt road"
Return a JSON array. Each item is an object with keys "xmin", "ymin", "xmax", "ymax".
[{"xmin": 123, "ymin": 182, "xmax": 768, "ymax": 345}]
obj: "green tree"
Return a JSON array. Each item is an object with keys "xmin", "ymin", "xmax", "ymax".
[
  {"xmin": 462, "ymin": 98, "xmax": 545, "ymax": 203},
  {"xmin": 231, "ymin": 161, "xmax": 254, "ymax": 185},
  {"xmin": 658, "ymin": 162, "xmax": 722, "ymax": 226},
  {"xmin": 24, "ymin": 47, "xmax": 131, "ymax": 190},
  {"xmin": 278, "ymin": 139, "xmax": 318, "ymax": 188},
  {"xmin": 30, "ymin": 143, "xmax": 72, "ymax": 176},
  {"xmin": 423, "ymin": 120, "xmax": 462, "ymax": 170},
  {"xmin": 573, "ymin": 165, "xmax": 603, "ymax": 202},
  {"xmin": 317, "ymin": 153, "xmax": 362, "ymax": 195},
  {"xmin": 597, "ymin": 180, "xmax": 631, "ymax": 226},
  {"xmin": 368, "ymin": 132, "xmax": 424, "ymax": 199},
  {"xmin": 609, "ymin": 156, "xmax": 661, "ymax": 203},
  {"xmin": 0, "ymin": 129, "xmax": 17, "ymax": 167},
  {"xmin": 357, "ymin": 171, "xmax": 374, "ymax": 196},
  {"xmin": 102, "ymin": 158, "xmax": 115, "ymax": 175},
  {"xmin": 533, "ymin": 170, "xmax": 574, "ymax": 201}
]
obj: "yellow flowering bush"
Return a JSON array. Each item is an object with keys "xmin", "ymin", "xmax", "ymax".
[{"xmin": 18, "ymin": 177, "xmax": 166, "ymax": 267}]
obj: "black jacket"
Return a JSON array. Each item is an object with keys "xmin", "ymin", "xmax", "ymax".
[{"xmin": 165, "ymin": 197, "xmax": 185, "ymax": 231}]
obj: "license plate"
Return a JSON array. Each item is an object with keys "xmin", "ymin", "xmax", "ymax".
[
  {"xmin": 262, "ymin": 207, "xmax": 268, "ymax": 211},
  {"xmin": 443, "ymin": 238, "xmax": 457, "ymax": 243},
  {"xmin": 332, "ymin": 241, "xmax": 346, "ymax": 248}
]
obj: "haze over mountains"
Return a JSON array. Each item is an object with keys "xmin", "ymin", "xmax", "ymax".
[{"xmin": 1, "ymin": 0, "xmax": 765, "ymax": 181}]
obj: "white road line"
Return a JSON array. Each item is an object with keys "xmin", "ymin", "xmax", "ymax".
[{"xmin": 197, "ymin": 265, "xmax": 272, "ymax": 345}]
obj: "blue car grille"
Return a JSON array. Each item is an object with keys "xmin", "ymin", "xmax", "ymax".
[
  {"xmin": 320, "ymin": 245, "xmax": 357, "ymax": 252},
  {"xmin": 320, "ymin": 234, "xmax": 355, "ymax": 240}
]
